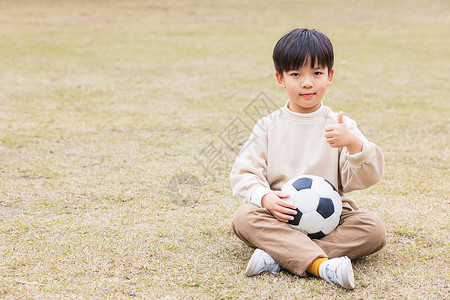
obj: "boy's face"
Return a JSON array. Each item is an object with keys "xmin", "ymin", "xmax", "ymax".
[{"xmin": 276, "ymin": 59, "xmax": 333, "ymax": 114}]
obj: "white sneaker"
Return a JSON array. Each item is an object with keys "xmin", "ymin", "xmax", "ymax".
[
  {"xmin": 245, "ymin": 249, "xmax": 280, "ymax": 276},
  {"xmin": 319, "ymin": 256, "xmax": 355, "ymax": 289}
]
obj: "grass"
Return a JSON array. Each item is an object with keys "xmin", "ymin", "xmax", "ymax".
[{"xmin": 0, "ymin": 0, "xmax": 449, "ymax": 298}]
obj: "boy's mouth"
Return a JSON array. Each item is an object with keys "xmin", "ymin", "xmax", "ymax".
[{"xmin": 300, "ymin": 93, "xmax": 315, "ymax": 98}]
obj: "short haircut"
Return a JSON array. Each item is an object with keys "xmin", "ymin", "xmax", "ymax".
[{"xmin": 273, "ymin": 28, "xmax": 334, "ymax": 76}]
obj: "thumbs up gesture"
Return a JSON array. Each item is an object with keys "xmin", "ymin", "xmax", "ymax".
[
  {"xmin": 337, "ymin": 111, "xmax": 345, "ymax": 124},
  {"xmin": 324, "ymin": 111, "xmax": 363, "ymax": 154}
]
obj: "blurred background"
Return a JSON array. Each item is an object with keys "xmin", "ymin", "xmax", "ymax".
[{"xmin": 0, "ymin": 0, "xmax": 448, "ymax": 298}]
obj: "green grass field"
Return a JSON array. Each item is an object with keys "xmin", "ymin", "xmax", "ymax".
[{"xmin": 0, "ymin": 0, "xmax": 449, "ymax": 298}]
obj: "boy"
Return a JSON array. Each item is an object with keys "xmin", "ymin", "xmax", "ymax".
[{"xmin": 230, "ymin": 28, "xmax": 386, "ymax": 289}]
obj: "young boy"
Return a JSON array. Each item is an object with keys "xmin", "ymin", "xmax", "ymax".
[{"xmin": 230, "ymin": 28, "xmax": 386, "ymax": 289}]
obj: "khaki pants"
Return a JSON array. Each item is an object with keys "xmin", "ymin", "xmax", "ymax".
[{"xmin": 232, "ymin": 204, "xmax": 386, "ymax": 277}]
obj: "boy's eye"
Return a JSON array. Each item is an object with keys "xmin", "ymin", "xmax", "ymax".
[
  {"xmin": 314, "ymin": 71, "xmax": 323, "ymax": 76},
  {"xmin": 290, "ymin": 73, "xmax": 300, "ymax": 77}
]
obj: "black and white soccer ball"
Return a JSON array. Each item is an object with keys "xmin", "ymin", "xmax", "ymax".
[{"xmin": 281, "ymin": 175, "xmax": 342, "ymax": 239}]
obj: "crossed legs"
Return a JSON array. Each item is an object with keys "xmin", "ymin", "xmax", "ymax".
[{"xmin": 232, "ymin": 204, "xmax": 386, "ymax": 277}]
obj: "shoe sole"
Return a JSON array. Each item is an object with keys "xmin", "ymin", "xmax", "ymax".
[{"xmin": 340, "ymin": 257, "xmax": 355, "ymax": 289}]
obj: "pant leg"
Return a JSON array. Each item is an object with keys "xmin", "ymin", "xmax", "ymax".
[
  {"xmin": 314, "ymin": 208, "xmax": 387, "ymax": 259},
  {"xmin": 232, "ymin": 203, "xmax": 326, "ymax": 277}
]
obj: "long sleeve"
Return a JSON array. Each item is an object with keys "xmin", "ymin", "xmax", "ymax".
[
  {"xmin": 230, "ymin": 119, "xmax": 271, "ymax": 205},
  {"xmin": 338, "ymin": 118, "xmax": 384, "ymax": 193}
]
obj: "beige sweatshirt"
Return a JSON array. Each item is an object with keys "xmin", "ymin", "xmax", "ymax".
[{"xmin": 230, "ymin": 102, "xmax": 384, "ymax": 210}]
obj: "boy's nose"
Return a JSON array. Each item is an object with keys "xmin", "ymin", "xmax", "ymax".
[{"xmin": 302, "ymin": 79, "xmax": 313, "ymax": 88}]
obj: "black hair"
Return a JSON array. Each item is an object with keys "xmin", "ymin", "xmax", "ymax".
[{"xmin": 273, "ymin": 28, "xmax": 334, "ymax": 76}]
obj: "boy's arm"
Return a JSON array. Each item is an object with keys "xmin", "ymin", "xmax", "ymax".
[
  {"xmin": 230, "ymin": 119, "xmax": 298, "ymax": 222},
  {"xmin": 325, "ymin": 112, "xmax": 384, "ymax": 192},
  {"xmin": 339, "ymin": 139, "xmax": 384, "ymax": 192},
  {"xmin": 230, "ymin": 120, "xmax": 271, "ymax": 205}
]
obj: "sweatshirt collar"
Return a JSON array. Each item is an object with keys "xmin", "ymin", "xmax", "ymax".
[{"xmin": 284, "ymin": 100, "xmax": 325, "ymax": 118}]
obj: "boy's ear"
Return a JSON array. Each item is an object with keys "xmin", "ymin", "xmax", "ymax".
[
  {"xmin": 327, "ymin": 69, "xmax": 334, "ymax": 86},
  {"xmin": 276, "ymin": 72, "xmax": 286, "ymax": 88}
]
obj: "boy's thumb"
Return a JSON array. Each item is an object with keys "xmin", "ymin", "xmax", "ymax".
[{"xmin": 337, "ymin": 111, "xmax": 344, "ymax": 124}]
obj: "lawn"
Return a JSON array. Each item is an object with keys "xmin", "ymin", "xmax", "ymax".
[{"xmin": 0, "ymin": 0, "xmax": 448, "ymax": 298}]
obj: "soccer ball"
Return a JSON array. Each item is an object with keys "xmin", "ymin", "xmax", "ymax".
[{"xmin": 281, "ymin": 175, "xmax": 342, "ymax": 239}]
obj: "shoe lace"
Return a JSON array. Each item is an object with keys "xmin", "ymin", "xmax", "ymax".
[
  {"xmin": 323, "ymin": 259, "xmax": 342, "ymax": 284},
  {"xmin": 262, "ymin": 254, "xmax": 279, "ymax": 273}
]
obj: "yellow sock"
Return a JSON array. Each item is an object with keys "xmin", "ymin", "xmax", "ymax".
[{"xmin": 307, "ymin": 257, "xmax": 328, "ymax": 277}]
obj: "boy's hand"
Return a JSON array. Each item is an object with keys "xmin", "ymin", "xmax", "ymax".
[
  {"xmin": 324, "ymin": 111, "xmax": 363, "ymax": 154},
  {"xmin": 261, "ymin": 191, "xmax": 297, "ymax": 223}
]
